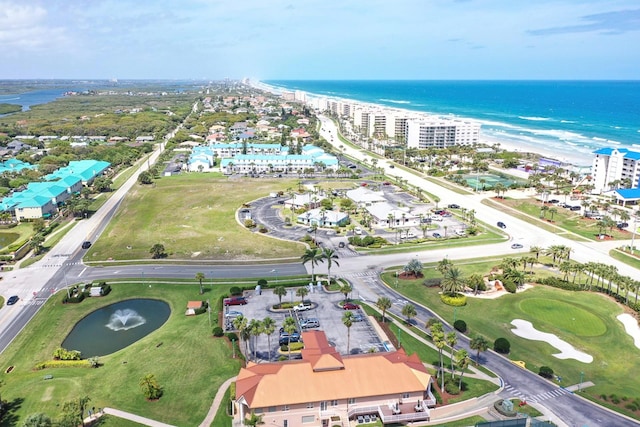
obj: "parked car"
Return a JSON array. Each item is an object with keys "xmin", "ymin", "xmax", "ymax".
[
  {"xmin": 455, "ymin": 229, "xmax": 466, "ymax": 236},
  {"xmin": 293, "ymin": 302, "xmax": 313, "ymax": 312},
  {"xmin": 548, "ymin": 199, "xmax": 560, "ymax": 204},
  {"xmin": 343, "ymin": 302, "xmax": 360, "ymax": 310},
  {"xmin": 338, "ymin": 241, "xmax": 346, "ymax": 248},
  {"xmin": 511, "ymin": 243, "xmax": 524, "ymax": 249},
  {"xmin": 447, "ymin": 204, "xmax": 460, "ymax": 209},
  {"xmin": 81, "ymin": 241, "xmax": 92, "ymax": 249},
  {"xmin": 300, "ymin": 318, "xmax": 320, "ymax": 329},
  {"xmin": 224, "ymin": 310, "xmax": 243, "ymax": 318},
  {"xmin": 352, "ymin": 313, "xmax": 365, "ymax": 322},
  {"xmin": 354, "ymin": 226, "xmax": 363, "ymax": 235},
  {"xmin": 279, "ymin": 333, "xmax": 301, "ymax": 346},
  {"xmin": 497, "ymin": 221, "xmax": 507, "ymax": 229},
  {"xmin": 223, "ymin": 296, "xmax": 247, "ymax": 306},
  {"xmin": 617, "ymin": 222, "xmax": 629, "ymax": 229},
  {"xmin": 6, "ymin": 295, "xmax": 19, "ymax": 305},
  {"xmin": 432, "ymin": 232, "xmax": 442, "ymax": 239},
  {"xmin": 570, "ymin": 206, "xmax": 581, "ymax": 211}
]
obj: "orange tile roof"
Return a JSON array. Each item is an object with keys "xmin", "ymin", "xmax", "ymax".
[
  {"xmin": 187, "ymin": 301, "xmax": 204, "ymax": 309},
  {"xmin": 236, "ymin": 331, "xmax": 431, "ymax": 408}
]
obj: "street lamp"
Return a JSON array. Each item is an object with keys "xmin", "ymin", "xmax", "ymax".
[
  {"xmin": 631, "ymin": 217, "xmax": 638, "ymax": 254},
  {"xmin": 271, "ymin": 269, "xmax": 278, "ymax": 285}
]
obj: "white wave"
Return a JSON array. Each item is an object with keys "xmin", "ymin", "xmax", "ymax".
[
  {"xmin": 519, "ymin": 116, "xmax": 551, "ymax": 121},
  {"xmin": 592, "ymin": 137, "xmax": 607, "ymax": 141},
  {"xmin": 608, "ymin": 140, "xmax": 621, "ymax": 145},
  {"xmin": 0, "ymin": 96, "xmax": 20, "ymax": 101},
  {"xmin": 560, "ymin": 120, "xmax": 576, "ymax": 124},
  {"xmin": 379, "ymin": 98, "xmax": 411, "ymax": 104}
]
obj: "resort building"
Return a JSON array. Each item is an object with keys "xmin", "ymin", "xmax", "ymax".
[
  {"xmin": 365, "ymin": 203, "xmax": 419, "ymax": 228},
  {"xmin": 0, "ymin": 160, "xmax": 107, "ymax": 220},
  {"xmin": 591, "ymin": 147, "xmax": 640, "ymax": 194},
  {"xmin": 219, "ymin": 146, "xmax": 338, "ymax": 175},
  {"xmin": 234, "ymin": 331, "xmax": 435, "ymax": 427}
]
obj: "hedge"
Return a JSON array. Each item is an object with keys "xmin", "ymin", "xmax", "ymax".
[
  {"xmin": 453, "ymin": 319, "xmax": 467, "ymax": 333},
  {"xmin": 539, "ymin": 276, "xmax": 583, "ymax": 292},
  {"xmin": 35, "ymin": 360, "xmax": 92, "ymax": 370}
]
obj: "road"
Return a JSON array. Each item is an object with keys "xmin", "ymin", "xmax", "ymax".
[{"xmin": 0, "ymin": 111, "xmax": 638, "ymax": 426}]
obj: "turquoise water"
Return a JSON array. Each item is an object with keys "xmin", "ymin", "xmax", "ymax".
[{"xmin": 264, "ymin": 80, "xmax": 640, "ymax": 165}]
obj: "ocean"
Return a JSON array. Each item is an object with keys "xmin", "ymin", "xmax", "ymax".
[{"xmin": 263, "ymin": 80, "xmax": 640, "ymax": 166}]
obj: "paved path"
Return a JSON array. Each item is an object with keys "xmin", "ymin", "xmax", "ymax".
[
  {"xmin": 199, "ymin": 376, "xmax": 237, "ymax": 427},
  {"xmin": 83, "ymin": 407, "xmax": 177, "ymax": 427}
]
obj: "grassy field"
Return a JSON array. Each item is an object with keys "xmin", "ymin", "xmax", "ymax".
[
  {"xmin": 86, "ymin": 174, "xmax": 305, "ymax": 261},
  {"xmin": 488, "ymin": 196, "xmax": 632, "ymax": 242},
  {"xmin": 381, "ymin": 262, "xmax": 640, "ymax": 412},
  {"xmin": 0, "ymin": 282, "xmax": 241, "ymax": 426}
]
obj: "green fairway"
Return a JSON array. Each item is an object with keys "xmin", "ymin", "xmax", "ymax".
[
  {"xmin": 381, "ymin": 264, "xmax": 640, "ymax": 411},
  {"xmin": 518, "ymin": 298, "xmax": 607, "ymax": 337},
  {"xmin": 87, "ymin": 174, "xmax": 305, "ymax": 261},
  {"xmin": 0, "ymin": 282, "xmax": 241, "ymax": 426}
]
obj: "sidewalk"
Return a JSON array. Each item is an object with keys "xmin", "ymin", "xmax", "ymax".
[{"xmin": 84, "ymin": 408, "xmax": 177, "ymax": 427}]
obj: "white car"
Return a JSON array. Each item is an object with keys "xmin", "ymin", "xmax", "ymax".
[
  {"xmin": 455, "ymin": 229, "xmax": 466, "ymax": 236},
  {"xmin": 354, "ymin": 227, "xmax": 363, "ymax": 235}
]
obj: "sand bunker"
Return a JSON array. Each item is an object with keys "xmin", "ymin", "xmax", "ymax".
[
  {"xmin": 617, "ymin": 314, "xmax": 640, "ymax": 349},
  {"xmin": 510, "ymin": 319, "xmax": 593, "ymax": 363}
]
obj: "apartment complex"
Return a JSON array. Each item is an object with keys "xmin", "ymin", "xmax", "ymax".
[
  {"xmin": 591, "ymin": 147, "xmax": 640, "ymax": 193},
  {"xmin": 235, "ymin": 331, "xmax": 435, "ymax": 427},
  {"xmin": 310, "ymin": 97, "xmax": 480, "ymax": 148}
]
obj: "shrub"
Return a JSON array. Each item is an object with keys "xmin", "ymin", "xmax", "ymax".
[
  {"xmin": 257, "ymin": 279, "xmax": 268, "ymax": 287},
  {"xmin": 501, "ymin": 279, "xmax": 517, "ymax": 293},
  {"xmin": 444, "ymin": 380, "xmax": 461, "ymax": 395},
  {"xmin": 453, "ymin": 319, "xmax": 467, "ymax": 333},
  {"xmin": 212, "ymin": 326, "xmax": 224, "ymax": 337},
  {"xmin": 423, "ymin": 278, "xmax": 440, "ymax": 288},
  {"xmin": 244, "ymin": 219, "xmax": 256, "ymax": 228},
  {"xmin": 539, "ymin": 366, "xmax": 554, "ymax": 379},
  {"xmin": 229, "ymin": 286, "xmax": 243, "ymax": 296},
  {"xmin": 440, "ymin": 293, "xmax": 467, "ymax": 306},
  {"xmin": 539, "ymin": 276, "xmax": 582, "ymax": 291},
  {"xmin": 494, "ymin": 337, "xmax": 511, "ymax": 354},
  {"xmin": 259, "ymin": 225, "xmax": 268, "ymax": 233},
  {"xmin": 225, "ymin": 332, "xmax": 238, "ymax": 342},
  {"xmin": 53, "ymin": 347, "xmax": 82, "ymax": 360},
  {"xmin": 35, "ymin": 360, "xmax": 91, "ymax": 370}
]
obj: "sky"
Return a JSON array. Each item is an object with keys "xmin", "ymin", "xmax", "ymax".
[{"xmin": 0, "ymin": 0, "xmax": 639, "ymax": 80}]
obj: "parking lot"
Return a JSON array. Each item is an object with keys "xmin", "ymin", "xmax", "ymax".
[{"xmin": 224, "ymin": 285, "xmax": 386, "ymax": 361}]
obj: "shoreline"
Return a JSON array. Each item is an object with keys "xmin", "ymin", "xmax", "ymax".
[{"xmin": 255, "ymin": 80, "xmax": 596, "ymax": 168}]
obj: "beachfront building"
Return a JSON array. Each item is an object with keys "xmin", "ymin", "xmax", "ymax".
[
  {"xmin": 591, "ymin": 147, "xmax": 640, "ymax": 194},
  {"xmin": 406, "ymin": 118, "xmax": 480, "ymax": 149},
  {"xmin": 234, "ymin": 330, "xmax": 435, "ymax": 427}
]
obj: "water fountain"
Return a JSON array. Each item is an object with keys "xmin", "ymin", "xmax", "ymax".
[
  {"xmin": 62, "ymin": 299, "xmax": 170, "ymax": 357},
  {"xmin": 106, "ymin": 309, "xmax": 147, "ymax": 331}
]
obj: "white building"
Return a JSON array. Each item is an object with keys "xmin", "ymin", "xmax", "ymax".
[
  {"xmin": 406, "ymin": 118, "xmax": 479, "ymax": 149},
  {"xmin": 591, "ymin": 147, "xmax": 640, "ymax": 193}
]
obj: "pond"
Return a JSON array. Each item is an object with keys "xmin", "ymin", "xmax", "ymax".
[
  {"xmin": 0, "ymin": 232, "xmax": 19, "ymax": 249},
  {"xmin": 62, "ymin": 299, "xmax": 171, "ymax": 358}
]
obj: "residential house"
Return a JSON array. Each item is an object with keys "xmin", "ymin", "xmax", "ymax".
[
  {"xmin": 284, "ymin": 193, "xmax": 324, "ymax": 210},
  {"xmin": 235, "ymin": 330, "xmax": 435, "ymax": 427}
]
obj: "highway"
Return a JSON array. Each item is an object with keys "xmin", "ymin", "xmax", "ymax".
[{"xmin": 0, "ymin": 112, "xmax": 638, "ymax": 426}]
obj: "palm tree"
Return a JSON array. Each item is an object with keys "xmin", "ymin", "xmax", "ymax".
[
  {"xmin": 559, "ymin": 261, "xmax": 572, "ymax": 281},
  {"xmin": 195, "ymin": 272, "xmax": 205, "ymax": 295},
  {"xmin": 548, "ymin": 207, "xmax": 558, "ymax": 221},
  {"xmin": 233, "ymin": 315, "xmax": 249, "ymax": 357},
  {"xmin": 441, "ymin": 267, "xmax": 465, "ymax": 296},
  {"xmin": 540, "ymin": 205, "xmax": 549, "ymax": 219},
  {"xmin": 296, "ymin": 286, "xmax": 309, "ymax": 302},
  {"xmin": 273, "ymin": 286, "xmax": 287, "ymax": 306},
  {"xmin": 529, "ymin": 246, "xmax": 542, "ymax": 261},
  {"xmin": 343, "ymin": 311, "xmax": 354, "ymax": 354},
  {"xmin": 244, "ymin": 411, "xmax": 265, "ymax": 427},
  {"xmin": 401, "ymin": 303, "xmax": 417, "ymax": 324},
  {"xmin": 446, "ymin": 331, "xmax": 458, "ymax": 376},
  {"xmin": 376, "ymin": 297, "xmax": 392, "ymax": 322},
  {"xmin": 262, "ymin": 317, "xmax": 276, "ymax": 361},
  {"xmin": 433, "ymin": 330, "xmax": 446, "ymax": 391},
  {"xmin": 301, "ymin": 248, "xmax": 324, "ymax": 282},
  {"xmin": 282, "ymin": 317, "xmax": 297, "ymax": 360},
  {"xmin": 469, "ymin": 335, "xmax": 489, "ymax": 365},
  {"xmin": 321, "ymin": 247, "xmax": 340, "ymax": 282},
  {"xmin": 340, "ymin": 282, "xmax": 353, "ymax": 302},
  {"xmin": 455, "ymin": 349, "xmax": 470, "ymax": 389},
  {"xmin": 248, "ymin": 319, "xmax": 262, "ymax": 361},
  {"xmin": 467, "ymin": 273, "xmax": 484, "ymax": 295},
  {"xmin": 436, "ymin": 257, "xmax": 453, "ymax": 274}
]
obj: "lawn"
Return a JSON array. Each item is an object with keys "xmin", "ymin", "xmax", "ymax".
[
  {"xmin": 0, "ymin": 282, "xmax": 242, "ymax": 426},
  {"xmin": 381, "ymin": 263, "xmax": 640, "ymax": 411},
  {"xmin": 86, "ymin": 174, "xmax": 305, "ymax": 261},
  {"xmin": 488, "ymin": 196, "xmax": 632, "ymax": 242}
]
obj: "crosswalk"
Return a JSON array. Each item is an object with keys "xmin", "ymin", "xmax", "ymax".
[
  {"xmin": 503, "ymin": 382, "xmax": 570, "ymax": 403},
  {"xmin": 39, "ymin": 262, "xmax": 83, "ymax": 268}
]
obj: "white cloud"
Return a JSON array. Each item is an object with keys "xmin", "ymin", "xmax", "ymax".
[{"xmin": 0, "ymin": 1, "xmax": 70, "ymax": 51}]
